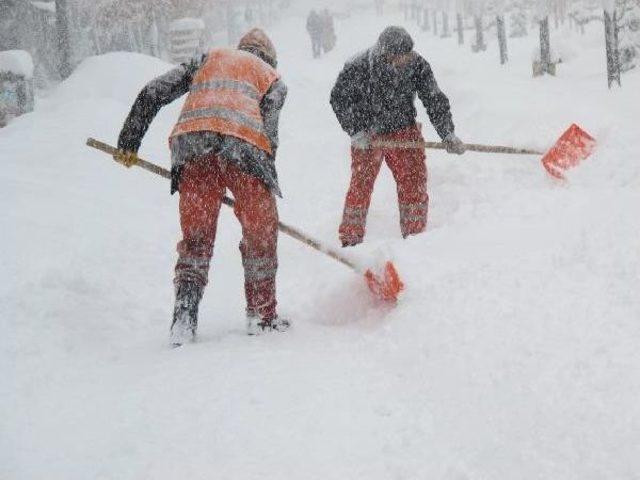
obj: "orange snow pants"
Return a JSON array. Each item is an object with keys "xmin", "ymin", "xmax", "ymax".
[
  {"xmin": 175, "ymin": 154, "xmax": 278, "ymax": 321},
  {"xmin": 339, "ymin": 124, "xmax": 428, "ymax": 246}
]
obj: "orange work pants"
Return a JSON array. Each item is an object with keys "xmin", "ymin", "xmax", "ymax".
[
  {"xmin": 339, "ymin": 124, "xmax": 428, "ymax": 246},
  {"xmin": 175, "ymin": 155, "xmax": 279, "ymax": 321}
]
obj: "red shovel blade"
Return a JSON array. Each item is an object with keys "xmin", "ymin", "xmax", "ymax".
[
  {"xmin": 541, "ymin": 123, "xmax": 596, "ymax": 179},
  {"xmin": 364, "ymin": 261, "xmax": 404, "ymax": 302}
]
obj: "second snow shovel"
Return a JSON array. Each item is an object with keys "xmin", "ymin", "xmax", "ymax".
[
  {"xmin": 86, "ymin": 138, "xmax": 404, "ymax": 303},
  {"xmin": 371, "ymin": 123, "xmax": 596, "ymax": 180},
  {"xmin": 540, "ymin": 124, "xmax": 596, "ymax": 179}
]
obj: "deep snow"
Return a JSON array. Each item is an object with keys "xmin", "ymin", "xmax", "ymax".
[{"xmin": 2, "ymin": 10, "xmax": 639, "ymax": 480}]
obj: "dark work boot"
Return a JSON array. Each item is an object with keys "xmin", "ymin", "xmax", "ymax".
[
  {"xmin": 341, "ymin": 239, "xmax": 362, "ymax": 248},
  {"xmin": 170, "ymin": 281, "xmax": 204, "ymax": 347}
]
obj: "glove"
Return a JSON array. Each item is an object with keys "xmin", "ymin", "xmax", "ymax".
[
  {"xmin": 443, "ymin": 133, "xmax": 466, "ymax": 155},
  {"xmin": 113, "ymin": 150, "xmax": 139, "ymax": 168},
  {"xmin": 351, "ymin": 131, "xmax": 371, "ymax": 150}
]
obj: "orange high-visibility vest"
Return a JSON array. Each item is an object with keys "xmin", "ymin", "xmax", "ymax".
[{"xmin": 169, "ymin": 48, "xmax": 280, "ymax": 154}]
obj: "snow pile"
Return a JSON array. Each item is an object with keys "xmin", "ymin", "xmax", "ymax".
[
  {"xmin": 1, "ymin": 11, "xmax": 639, "ymax": 480},
  {"xmin": 0, "ymin": 50, "xmax": 34, "ymax": 78},
  {"xmin": 52, "ymin": 52, "xmax": 175, "ymax": 104}
]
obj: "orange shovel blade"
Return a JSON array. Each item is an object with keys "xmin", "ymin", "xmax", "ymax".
[
  {"xmin": 364, "ymin": 261, "xmax": 404, "ymax": 302},
  {"xmin": 541, "ymin": 123, "xmax": 596, "ymax": 179}
]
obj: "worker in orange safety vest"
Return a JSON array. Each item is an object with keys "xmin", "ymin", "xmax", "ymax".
[{"xmin": 115, "ymin": 28, "xmax": 289, "ymax": 346}]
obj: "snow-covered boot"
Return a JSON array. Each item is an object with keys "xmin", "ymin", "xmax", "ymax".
[
  {"xmin": 170, "ymin": 281, "xmax": 203, "ymax": 347},
  {"xmin": 246, "ymin": 315, "xmax": 291, "ymax": 336}
]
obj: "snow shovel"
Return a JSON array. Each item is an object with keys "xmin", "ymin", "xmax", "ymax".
[
  {"xmin": 540, "ymin": 124, "xmax": 596, "ymax": 179},
  {"xmin": 371, "ymin": 123, "xmax": 596, "ymax": 180},
  {"xmin": 86, "ymin": 138, "xmax": 404, "ymax": 303}
]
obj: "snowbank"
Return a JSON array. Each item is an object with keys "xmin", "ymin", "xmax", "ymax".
[
  {"xmin": 0, "ymin": 50, "xmax": 34, "ymax": 78},
  {"xmin": 52, "ymin": 52, "xmax": 174, "ymax": 105}
]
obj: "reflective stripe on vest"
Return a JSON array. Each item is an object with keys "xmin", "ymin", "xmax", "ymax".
[
  {"xmin": 176, "ymin": 107, "xmax": 266, "ymax": 135},
  {"xmin": 169, "ymin": 49, "xmax": 279, "ymax": 154},
  {"xmin": 189, "ymin": 79, "xmax": 262, "ymax": 101}
]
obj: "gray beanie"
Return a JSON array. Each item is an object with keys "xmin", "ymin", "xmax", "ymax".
[{"xmin": 377, "ymin": 26, "xmax": 414, "ymax": 55}]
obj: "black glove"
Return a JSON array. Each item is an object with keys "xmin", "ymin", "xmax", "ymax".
[{"xmin": 443, "ymin": 133, "xmax": 466, "ymax": 155}]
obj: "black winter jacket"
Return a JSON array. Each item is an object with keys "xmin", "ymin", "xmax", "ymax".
[{"xmin": 329, "ymin": 48, "xmax": 455, "ymax": 139}]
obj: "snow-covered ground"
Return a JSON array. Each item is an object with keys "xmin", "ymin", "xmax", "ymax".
[{"xmin": 2, "ymin": 10, "xmax": 639, "ymax": 480}]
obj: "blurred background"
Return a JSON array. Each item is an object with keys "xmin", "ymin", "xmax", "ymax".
[{"xmin": 1, "ymin": 0, "xmax": 637, "ymax": 87}]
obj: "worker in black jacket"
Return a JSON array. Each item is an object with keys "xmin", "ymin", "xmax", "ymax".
[{"xmin": 330, "ymin": 26, "xmax": 465, "ymax": 246}]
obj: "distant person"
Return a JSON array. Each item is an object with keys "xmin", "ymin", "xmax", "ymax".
[
  {"xmin": 320, "ymin": 9, "xmax": 336, "ymax": 53},
  {"xmin": 329, "ymin": 26, "xmax": 465, "ymax": 246},
  {"xmin": 115, "ymin": 29, "xmax": 289, "ymax": 345},
  {"xmin": 375, "ymin": 0, "xmax": 384, "ymax": 15},
  {"xmin": 306, "ymin": 9, "xmax": 323, "ymax": 58}
]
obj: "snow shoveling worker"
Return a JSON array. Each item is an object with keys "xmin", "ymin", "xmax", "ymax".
[
  {"xmin": 115, "ymin": 28, "xmax": 289, "ymax": 346},
  {"xmin": 330, "ymin": 26, "xmax": 465, "ymax": 247}
]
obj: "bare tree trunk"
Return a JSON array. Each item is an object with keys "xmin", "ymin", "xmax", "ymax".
[
  {"xmin": 456, "ymin": 13, "xmax": 464, "ymax": 44},
  {"xmin": 604, "ymin": 9, "xmax": 622, "ymax": 88},
  {"xmin": 441, "ymin": 11, "xmax": 451, "ymax": 37},
  {"xmin": 55, "ymin": 0, "xmax": 71, "ymax": 78},
  {"xmin": 433, "ymin": 10, "xmax": 438, "ymax": 35},
  {"xmin": 473, "ymin": 16, "xmax": 486, "ymax": 51},
  {"xmin": 497, "ymin": 15, "xmax": 508, "ymax": 64},
  {"xmin": 539, "ymin": 16, "xmax": 551, "ymax": 73}
]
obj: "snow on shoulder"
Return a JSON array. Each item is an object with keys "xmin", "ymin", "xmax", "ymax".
[
  {"xmin": 52, "ymin": 52, "xmax": 174, "ymax": 105},
  {"xmin": 0, "ymin": 50, "xmax": 34, "ymax": 78}
]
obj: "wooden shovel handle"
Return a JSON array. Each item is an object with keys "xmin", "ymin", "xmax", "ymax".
[
  {"xmin": 86, "ymin": 137, "xmax": 174, "ymax": 179},
  {"xmin": 86, "ymin": 138, "xmax": 358, "ymax": 271},
  {"xmin": 370, "ymin": 140, "xmax": 543, "ymax": 155}
]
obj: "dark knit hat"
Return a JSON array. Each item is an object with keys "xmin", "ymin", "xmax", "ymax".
[
  {"xmin": 238, "ymin": 28, "xmax": 277, "ymax": 68},
  {"xmin": 377, "ymin": 26, "xmax": 414, "ymax": 55}
]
